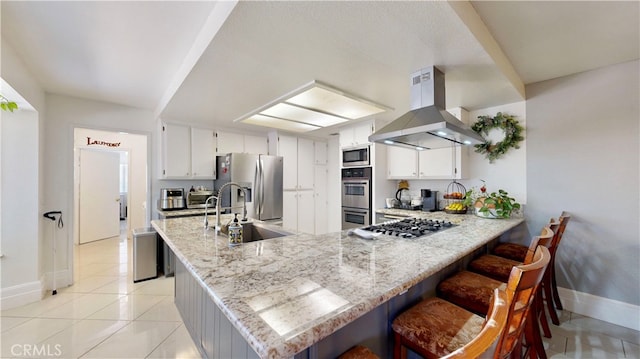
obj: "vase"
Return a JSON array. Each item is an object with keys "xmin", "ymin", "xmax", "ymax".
[{"xmin": 475, "ymin": 207, "xmax": 498, "ymax": 219}]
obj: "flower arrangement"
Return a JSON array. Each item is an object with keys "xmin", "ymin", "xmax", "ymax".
[{"xmin": 463, "ymin": 180, "xmax": 521, "ymax": 219}]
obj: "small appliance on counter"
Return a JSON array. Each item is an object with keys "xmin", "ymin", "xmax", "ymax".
[
  {"xmin": 393, "ymin": 180, "xmax": 421, "ymax": 210},
  {"xmin": 421, "ymin": 189, "xmax": 439, "ymax": 212},
  {"xmin": 187, "ymin": 190, "xmax": 214, "ymax": 209},
  {"xmin": 158, "ymin": 188, "xmax": 185, "ymax": 210}
]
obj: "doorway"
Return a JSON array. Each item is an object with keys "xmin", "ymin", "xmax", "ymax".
[{"xmin": 73, "ymin": 128, "xmax": 148, "ymax": 246}]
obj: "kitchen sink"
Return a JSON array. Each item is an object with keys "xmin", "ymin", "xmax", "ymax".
[{"xmin": 221, "ymin": 221, "xmax": 293, "ymax": 243}]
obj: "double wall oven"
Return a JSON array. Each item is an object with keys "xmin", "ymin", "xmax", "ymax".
[{"xmin": 341, "ymin": 167, "xmax": 372, "ymax": 229}]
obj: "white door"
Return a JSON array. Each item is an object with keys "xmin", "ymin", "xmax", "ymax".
[{"xmin": 79, "ymin": 149, "xmax": 121, "ymax": 244}]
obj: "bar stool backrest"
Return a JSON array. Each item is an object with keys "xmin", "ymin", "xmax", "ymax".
[
  {"xmin": 522, "ymin": 225, "xmax": 555, "ymax": 264},
  {"xmin": 441, "ymin": 288, "xmax": 509, "ymax": 359},
  {"xmin": 494, "ymin": 246, "xmax": 551, "ymax": 358}
]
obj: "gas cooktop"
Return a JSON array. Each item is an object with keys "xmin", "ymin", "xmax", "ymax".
[{"xmin": 362, "ymin": 218, "xmax": 455, "ymax": 239}]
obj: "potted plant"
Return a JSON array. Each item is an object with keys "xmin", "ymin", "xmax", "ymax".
[{"xmin": 463, "ymin": 181, "xmax": 521, "ymax": 219}]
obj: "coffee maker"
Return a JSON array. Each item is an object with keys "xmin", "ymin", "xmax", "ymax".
[{"xmin": 421, "ymin": 189, "xmax": 438, "ymax": 212}]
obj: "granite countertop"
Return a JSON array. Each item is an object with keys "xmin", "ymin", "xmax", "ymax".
[
  {"xmin": 155, "ymin": 207, "xmax": 217, "ymax": 218},
  {"xmin": 151, "ymin": 212, "xmax": 524, "ymax": 358}
]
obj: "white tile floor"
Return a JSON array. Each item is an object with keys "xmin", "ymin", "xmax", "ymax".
[
  {"xmin": 1, "ymin": 225, "xmax": 639, "ymax": 358},
  {"xmin": 1, "ymin": 225, "xmax": 200, "ymax": 358}
]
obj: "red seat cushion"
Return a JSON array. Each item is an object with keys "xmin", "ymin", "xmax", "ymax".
[
  {"xmin": 392, "ymin": 297, "xmax": 484, "ymax": 358},
  {"xmin": 493, "ymin": 243, "xmax": 528, "ymax": 262},
  {"xmin": 469, "ymin": 255, "xmax": 520, "ymax": 282},
  {"xmin": 437, "ymin": 271, "xmax": 506, "ymax": 316}
]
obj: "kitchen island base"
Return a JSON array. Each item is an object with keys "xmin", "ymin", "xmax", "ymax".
[{"xmin": 174, "ymin": 243, "xmax": 492, "ymax": 359}]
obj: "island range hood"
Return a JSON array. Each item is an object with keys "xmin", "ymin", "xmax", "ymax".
[{"xmin": 369, "ymin": 66, "xmax": 484, "ymax": 150}]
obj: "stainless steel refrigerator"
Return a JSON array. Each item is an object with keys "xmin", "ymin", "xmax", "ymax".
[{"xmin": 215, "ymin": 153, "xmax": 283, "ymax": 221}]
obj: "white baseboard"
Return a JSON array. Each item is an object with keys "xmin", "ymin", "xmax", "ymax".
[
  {"xmin": 0, "ymin": 280, "xmax": 43, "ymax": 310},
  {"xmin": 558, "ymin": 287, "xmax": 640, "ymax": 331}
]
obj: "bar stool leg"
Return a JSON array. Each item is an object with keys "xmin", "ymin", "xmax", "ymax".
[
  {"xmin": 544, "ymin": 272, "xmax": 561, "ymax": 325},
  {"xmin": 551, "ymin": 263, "xmax": 563, "ymax": 310},
  {"xmin": 537, "ymin": 289, "xmax": 552, "ymax": 338}
]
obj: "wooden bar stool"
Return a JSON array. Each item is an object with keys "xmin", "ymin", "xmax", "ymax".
[
  {"xmin": 493, "ymin": 212, "xmax": 571, "ymax": 318},
  {"xmin": 338, "ymin": 345, "xmax": 380, "ymax": 359},
  {"xmin": 437, "ymin": 226, "xmax": 555, "ymax": 359},
  {"xmin": 391, "ymin": 246, "xmax": 550, "ymax": 359}
]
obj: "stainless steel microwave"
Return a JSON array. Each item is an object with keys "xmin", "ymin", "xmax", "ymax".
[{"xmin": 342, "ymin": 146, "xmax": 370, "ymax": 167}]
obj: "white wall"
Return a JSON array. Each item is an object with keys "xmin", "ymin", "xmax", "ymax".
[
  {"xmin": 1, "ymin": 39, "xmax": 47, "ymax": 308},
  {"xmin": 44, "ymin": 94, "xmax": 155, "ymax": 289},
  {"xmin": 526, "ymin": 60, "xmax": 639, "ymax": 309},
  {"xmin": 1, "ymin": 109, "xmax": 41, "ymax": 308},
  {"xmin": 73, "ymin": 128, "xmax": 148, "ymax": 242}
]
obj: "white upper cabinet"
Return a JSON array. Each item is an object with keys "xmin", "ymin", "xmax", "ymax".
[
  {"xmin": 339, "ymin": 121, "xmax": 374, "ymax": 148},
  {"xmin": 297, "ymin": 138, "xmax": 315, "ymax": 190},
  {"xmin": 162, "ymin": 122, "xmax": 216, "ymax": 179},
  {"xmin": 190, "ymin": 127, "xmax": 217, "ymax": 179},
  {"xmin": 244, "ymin": 134, "xmax": 268, "ymax": 155},
  {"xmin": 314, "ymin": 140, "xmax": 328, "ymax": 165},
  {"xmin": 387, "ymin": 146, "xmax": 417, "ymax": 179},
  {"xmin": 418, "ymin": 146, "xmax": 465, "ymax": 179},
  {"xmin": 163, "ymin": 123, "xmax": 191, "ymax": 178},
  {"xmin": 278, "ymin": 135, "xmax": 299, "ymax": 190},
  {"xmin": 216, "ymin": 131, "xmax": 244, "ymax": 154},
  {"xmin": 278, "ymin": 135, "xmax": 315, "ymax": 190},
  {"xmin": 217, "ymin": 131, "xmax": 268, "ymax": 154}
]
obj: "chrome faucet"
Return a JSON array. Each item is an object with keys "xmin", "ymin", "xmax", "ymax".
[
  {"xmin": 215, "ymin": 182, "xmax": 248, "ymax": 232},
  {"xmin": 204, "ymin": 195, "xmax": 218, "ymax": 230}
]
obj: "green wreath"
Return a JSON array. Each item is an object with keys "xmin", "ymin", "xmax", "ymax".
[{"xmin": 471, "ymin": 112, "xmax": 524, "ymax": 163}]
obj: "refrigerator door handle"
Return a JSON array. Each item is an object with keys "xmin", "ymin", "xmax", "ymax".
[
  {"xmin": 259, "ymin": 159, "xmax": 265, "ymax": 215},
  {"xmin": 255, "ymin": 159, "xmax": 261, "ymax": 217}
]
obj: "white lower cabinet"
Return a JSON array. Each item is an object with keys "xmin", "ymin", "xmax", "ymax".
[{"xmin": 283, "ymin": 189, "xmax": 315, "ymax": 234}]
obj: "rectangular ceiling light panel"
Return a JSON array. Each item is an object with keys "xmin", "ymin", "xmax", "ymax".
[
  {"xmin": 287, "ymin": 87, "xmax": 387, "ymax": 120},
  {"xmin": 262, "ymin": 103, "xmax": 348, "ymax": 127},
  {"xmin": 243, "ymin": 114, "xmax": 320, "ymax": 133},
  {"xmin": 237, "ymin": 81, "xmax": 391, "ymax": 132}
]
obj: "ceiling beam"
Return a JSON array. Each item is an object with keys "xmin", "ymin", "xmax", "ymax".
[
  {"xmin": 447, "ymin": 1, "xmax": 525, "ymax": 100},
  {"xmin": 153, "ymin": 1, "xmax": 238, "ymax": 119}
]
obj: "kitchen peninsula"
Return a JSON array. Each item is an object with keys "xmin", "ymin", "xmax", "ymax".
[{"xmin": 151, "ymin": 212, "xmax": 525, "ymax": 358}]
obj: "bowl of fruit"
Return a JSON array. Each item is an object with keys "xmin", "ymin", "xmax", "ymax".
[
  {"xmin": 444, "ymin": 202, "xmax": 468, "ymax": 214},
  {"xmin": 443, "ymin": 192, "xmax": 465, "ymax": 199}
]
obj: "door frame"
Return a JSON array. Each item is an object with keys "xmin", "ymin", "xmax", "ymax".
[{"xmin": 70, "ymin": 126, "xmax": 151, "ymax": 282}]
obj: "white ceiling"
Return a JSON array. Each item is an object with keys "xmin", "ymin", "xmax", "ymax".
[{"xmin": 2, "ymin": 1, "xmax": 638, "ymax": 137}]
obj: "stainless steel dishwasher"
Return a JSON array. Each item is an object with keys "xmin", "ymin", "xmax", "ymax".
[{"xmin": 132, "ymin": 227, "xmax": 158, "ymax": 282}]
